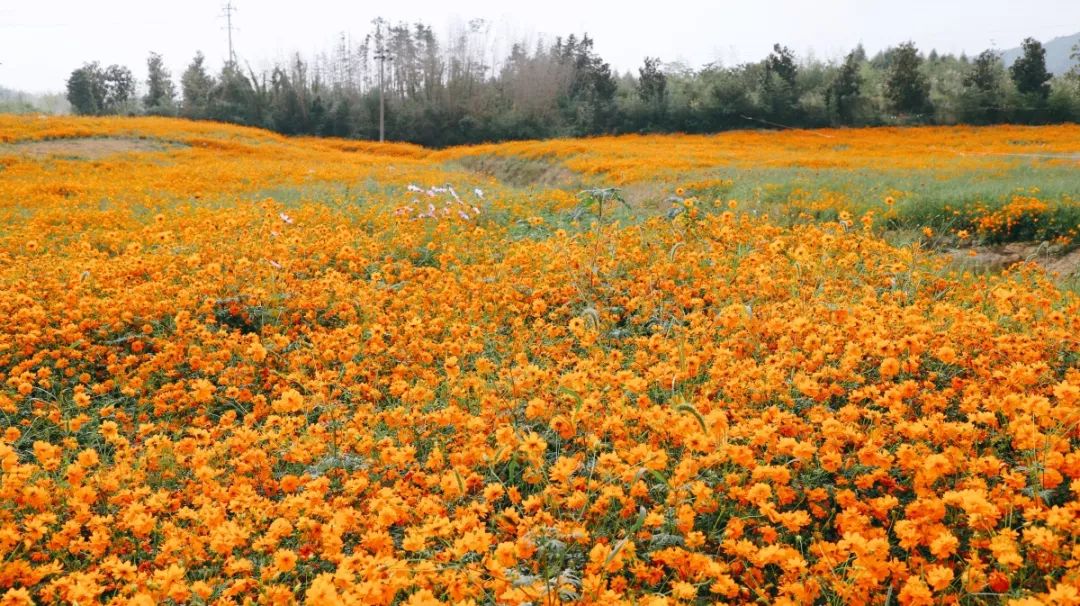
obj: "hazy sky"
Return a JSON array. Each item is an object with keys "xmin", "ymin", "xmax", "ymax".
[{"xmin": 2, "ymin": 0, "xmax": 1078, "ymax": 93}]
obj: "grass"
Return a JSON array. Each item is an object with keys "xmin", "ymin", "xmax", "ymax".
[
  {"xmin": 443, "ymin": 148, "xmax": 1080, "ymax": 249},
  {"xmin": 447, "ymin": 154, "xmax": 598, "ymax": 190}
]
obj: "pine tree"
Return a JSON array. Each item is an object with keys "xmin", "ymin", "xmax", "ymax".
[
  {"xmin": 144, "ymin": 52, "xmax": 177, "ymax": 115},
  {"xmin": 828, "ymin": 50, "xmax": 863, "ymax": 124},
  {"xmin": 181, "ymin": 52, "xmax": 215, "ymax": 119}
]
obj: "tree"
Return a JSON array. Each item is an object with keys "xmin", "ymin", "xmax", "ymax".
[
  {"xmin": 965, "ymin": 50, "xmax": 1003, "ymax": 94},
  {"xmin": 66, "ymin": 62, "xmax": 107, "ymax": 115},
  {"xmin": 884, "ymin": 42, "xmax": 931, "ymax": 117},
  {"xmin": 268, "ymin": 66, "xmax": 306, "ymax": 134},
  {"xmin": 828, "ymin": 50, "xmax": 863, "ymax": 124},
  {"xmin": 326, "ymin": 99, "xmax": 354, "ymax": 137},
  {"xmin": 630, "ymin": 56, "xmax": 665, "ymax": 124},
  {"xmin": 144, "ymin": 52, "xmax": 177, "ymax": 115},
  {"xmin": 960, "ymin": 49, "xmax": 1004, "ymax": 122},
  {"xmin": 82, "ymin": 21, "xmax": 1062, "ymax": 144},
  {"xmin": 760, "ymin": 44, "xmax": 799, "ymax": 120},
  {"xmin": 1010, "ymin": 37, "xmax": 1051, "ymax": 99},
  {"xmin": 702, "ymin": 64, "xmax": 758, "ymax": 130},
  {"xmin": 208, "ymin": 63, "xmax": 262, "ymax": 125},
  {"xmin": 66, "ymin": 62, "xmax": 135, "ymax": 115},
  {"xmin": 850, "ymin": 43, "xmax": 868, "ymax": 63},
  {"xmin": 556, "ymin": 34, "xmax": 617, "ymax": 134},
  {"xmin": 637, "ymin": 57, "xmax": 667, "ymax": 112},
  {"xmin": 632, "ymin": 56, "xmax": 669, "ymax": 131},
  {"xmin": 764, "ymin": 44, "xmax": 797, "ymax": 88},
  {"xmin": 102, "ymin": 64, "xmax": 136, "ymax": 114},
  {"xmin": 181, "ymin": 52, "xmax": 215, "ymax": 119},
  {"xmin": 1048, "ymin": 42, "xmax": 1080, "ymax": 122}
]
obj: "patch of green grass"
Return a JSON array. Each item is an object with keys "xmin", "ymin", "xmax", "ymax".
[
  {"xmin": 638, "ymin": 160, "xmax": 1080, "ymax": 243},
  {"xmin": 448, "ymin": 154, "xmax": 598, "ymax": 191}
]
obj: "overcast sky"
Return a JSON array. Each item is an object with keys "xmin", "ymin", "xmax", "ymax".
[{"xmin": 2, "ymin": 0, "xmax": 1078, "ymax": 93}]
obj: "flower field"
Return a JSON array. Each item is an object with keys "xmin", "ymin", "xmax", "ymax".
[
  {"xmin": 439, "ymin": 125, "xmax": 1080, "ymax": 247},
  {"xmin": 1, "ymin": 116, "xmax": 1079, "ymax": 605}
]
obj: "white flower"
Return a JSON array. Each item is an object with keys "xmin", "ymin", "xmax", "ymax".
[
  {"xmin": 279, "ymin": 212, "xmax": 293, "ymax": 224},
  {"xmin": 474, "ymin": 188, "xmax": 484, "ymax": 199}
]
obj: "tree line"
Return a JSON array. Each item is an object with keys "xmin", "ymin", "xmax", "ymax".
[{"xmin": 65, "ymin": 20, "xmax": 1080, "ymax": 147}]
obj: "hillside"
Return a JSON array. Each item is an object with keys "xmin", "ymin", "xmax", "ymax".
[
  {"xmin": 1, "ymin": 116, "xmax": 1079, "ymax": 604},
  {"xmin": 1002, "ymin": 31, "xmax": 1080, "ymax": 75}
]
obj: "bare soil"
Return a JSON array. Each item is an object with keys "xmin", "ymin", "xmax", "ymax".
[
  {"xmin": 0, "ymin": 137, "xmax": 175, "ymax": 160},
  {"xmin": 948, "ymin": 242, "xmax": 1080, "ymax": 278},
  {"xmin": 452, "ymin": 154, "xmax": 585, "ymax": 189},
  {"xmin": 1043, "ymin": 246, "xmax": 1080, "ymax": 278}
]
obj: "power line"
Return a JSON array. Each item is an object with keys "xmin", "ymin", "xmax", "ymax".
[{"xmin": 221, "ymin": 1, "xmax": 238, "ymax": 65}]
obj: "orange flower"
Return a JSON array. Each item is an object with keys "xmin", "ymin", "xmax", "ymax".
[
  {"xmin": 279, "ymin": 474, "xmax": 301, "ymax": 493},
  {"xmin": 519, "ymin": 432, "xmax": 547, "ymax": 461},
  {"xmin": 925, "ymin": 565, "xmax": 954, "ymax": 592},
  {"xmin": 272, "ymin": 549, "xmax": 297, "ymax": 574},
  {"xmin": 2, "ymin": 115, "xmax": 1078, "ymax": 605},
  {"xmin": 880, "ymin": 357, "xmax": 901, "ymax": 380},
  {"xmin": 899, "ymin": 576, "xmax": 934, "ymax": 606}
]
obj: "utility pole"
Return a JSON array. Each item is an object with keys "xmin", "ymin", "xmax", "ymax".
[
  {"xmin": 222, "ymin": 1, "xmax": 237, "ymax": 65},
  {"xmin": 373, "ymin": 19, "xmax": 392, "ymax": 142}
]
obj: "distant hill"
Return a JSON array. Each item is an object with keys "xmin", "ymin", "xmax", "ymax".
[{"xmin": 1001, "ymin": 32, "xmax": 1079, "ymax": 76}]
